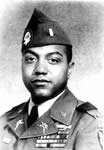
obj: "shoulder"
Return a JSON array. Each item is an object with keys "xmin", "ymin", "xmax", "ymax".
[
  {"xmin": 76, "ymin": 101, "xmax": 103, "ymax": 125},
  {"xmin": 75, "ymin": 102, "xmax": 104, "ymax": 149},
  {"xmin": 0, "ymin": 101, "xmax": 28, "ymax": 126},
  {"xmin": 66, "ymin": 89, "xmax": 100, "ymax": 119},
  {"xmin": 76, "ymin": 101, "xmax": 104, "ymax": 132},
  {"xmin": 76, "ymin": 102, "xmax": 99, "ymax": 119}
]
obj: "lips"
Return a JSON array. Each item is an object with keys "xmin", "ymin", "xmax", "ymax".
[{"xmin": 31, "ymin": 79, "xmax": 51, "ymax": 86}]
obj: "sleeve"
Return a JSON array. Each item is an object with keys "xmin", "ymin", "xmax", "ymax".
[{"xmin": 74, "ymin": 112, "xmax": 104, "ymax": 150}]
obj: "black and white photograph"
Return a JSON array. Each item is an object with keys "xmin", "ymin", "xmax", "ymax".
[{"xmin": 0, "ymin": 0, "xmax": 103, "ymax": 149}]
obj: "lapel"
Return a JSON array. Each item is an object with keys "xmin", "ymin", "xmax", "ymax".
[
  {"xmin": 6, "ymin": 100, "xmax": 58, "ymax": 139},
  {"xmin": 6, "ymin": 101, "xmax": 29, "ymax": 137},
  {"xmin": 6, "ymin": 88, "xmax": 84, "ymax": 139},
  {"xmin": 20, "ymin": 111, "xmax": 58, "ymax": 139},
  {"xmin": 50, "ymin": 88, "xmax": 79, "ymax": 125}
]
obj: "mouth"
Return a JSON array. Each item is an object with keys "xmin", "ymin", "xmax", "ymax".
[{"xmin": 31, "ymin": 79, "xmax": 51, "ymax": 86}]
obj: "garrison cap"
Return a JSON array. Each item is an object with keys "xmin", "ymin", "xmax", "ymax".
[{"xmin": 22, "ymin": 9, "xmax": 72, "ymax": 52}]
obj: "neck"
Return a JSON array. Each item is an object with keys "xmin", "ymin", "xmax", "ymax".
[{"xmin": 31, "ymin": 88, "xmax": 66, "ymax": 106}]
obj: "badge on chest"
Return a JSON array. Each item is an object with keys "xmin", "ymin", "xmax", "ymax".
[{"xmin": 33, "ymin": 122, "xmax": 72, "ymax": 148}]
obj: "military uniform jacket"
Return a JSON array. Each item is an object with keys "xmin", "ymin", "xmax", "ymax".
[{"xmin": 0, "ymin": 89, "xmax": 103, "ymax": 150}]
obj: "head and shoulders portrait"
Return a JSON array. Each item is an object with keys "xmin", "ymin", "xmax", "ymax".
[{"xmin": 0, "ymin": 1, "xmax": 103, "ymax": 150}]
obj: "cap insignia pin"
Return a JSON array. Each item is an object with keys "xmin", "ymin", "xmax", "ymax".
[
  {"xmin": 24, "ymin": 31, "xmax": 31, "ymax": 45},
  {"xmin": 49, "ymin": 28, "xmax": 54, "ymax": 37}
]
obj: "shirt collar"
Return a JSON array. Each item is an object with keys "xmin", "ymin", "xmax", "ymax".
[{"xmin": 28, "ymin": 90, "xmax": 65, "ymax": 117}]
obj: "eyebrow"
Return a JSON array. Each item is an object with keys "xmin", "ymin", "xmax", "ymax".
[
  {"xmin": 47, "ymin": 52, "xmax": 63, "ymax": 57},
  {"xmin": 23, "ymin": 50, "xmax": 63, "ymax": 57},
  {"xmin": 23, "ymin": 50, "xmax": 37, "ymax": 56}
]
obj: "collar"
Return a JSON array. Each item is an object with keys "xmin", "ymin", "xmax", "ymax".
[
  {"xmin": 50, "ymin": 88, "xmax": 79, "ymax": 125},
  {"xmin": 28, "ymin": 90, "xmax": 65, "ymax": 117},
  {"xmin": 6, "ymin": 88, "xmax": 84, "ymax": 139}
]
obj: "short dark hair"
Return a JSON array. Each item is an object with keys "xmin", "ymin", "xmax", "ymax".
[{"xmin": 64, "ymin": 45, "xmax": 72, "ymax": 63}]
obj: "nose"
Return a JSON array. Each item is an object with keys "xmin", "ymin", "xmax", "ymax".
[{"xmin": 33, "ymin": 60, "xmax": 48, "ymax": 75}]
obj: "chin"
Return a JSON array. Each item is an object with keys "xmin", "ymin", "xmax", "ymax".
[
  {"xmin": 33, "ymin": 88, "xmax": 52, "ymax": 98},
  {"xmin": 31, "ymin": 89, "xmax": 53, "ymax": 104}
]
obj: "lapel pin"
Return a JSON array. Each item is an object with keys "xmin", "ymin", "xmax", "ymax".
[
  {"xmin": 61, "ymin": 112, "xmax": 67, "ymax": 118},
  {"xmin": 15, "ymin": 119, "xmax": 24, "ymax": 130},
  {"xmin": 39, "ymin": 122, "xmax": 48, "ymax": 134}
]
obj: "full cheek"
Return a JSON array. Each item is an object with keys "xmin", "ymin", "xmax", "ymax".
[
  {"xmin": 22, "ymin": 64, "xmax": 34, "ymax": 84},
  {"xmin": 51, "ymin": 66, "xmax": 68, "ymax": 85}
]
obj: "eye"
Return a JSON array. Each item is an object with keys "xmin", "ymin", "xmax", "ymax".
[
  {"xmin": 48, "ymin": 57, "xmax": 61, "ymax": 64},
  {"xmin": 23, "ymin": 54, "xmax": 37, "ymax": 64}
]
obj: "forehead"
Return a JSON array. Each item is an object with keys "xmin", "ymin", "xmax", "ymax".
[{"xmin": 24, "ymin": 45, "xmax": 67, "ymax": 55}]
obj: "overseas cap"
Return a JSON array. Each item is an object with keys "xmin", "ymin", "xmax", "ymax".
[{"xmin": 22, "ymin": 9, "xmax": 72, "ymax": 52}]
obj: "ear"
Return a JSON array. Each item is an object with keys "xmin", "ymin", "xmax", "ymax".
[{"xmin": 67, "ymin": 62, "xmax": 75, "ymax": 78}]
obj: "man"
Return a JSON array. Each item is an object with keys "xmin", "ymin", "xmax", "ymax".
[{"xmin": 0, "ymin": 9, "xmax": 103, "ymax": 150}]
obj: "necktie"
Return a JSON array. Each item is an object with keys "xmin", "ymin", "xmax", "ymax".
[{"xmin": 27, "ymin": 105, "xmax": 38, "ymax": 127}]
